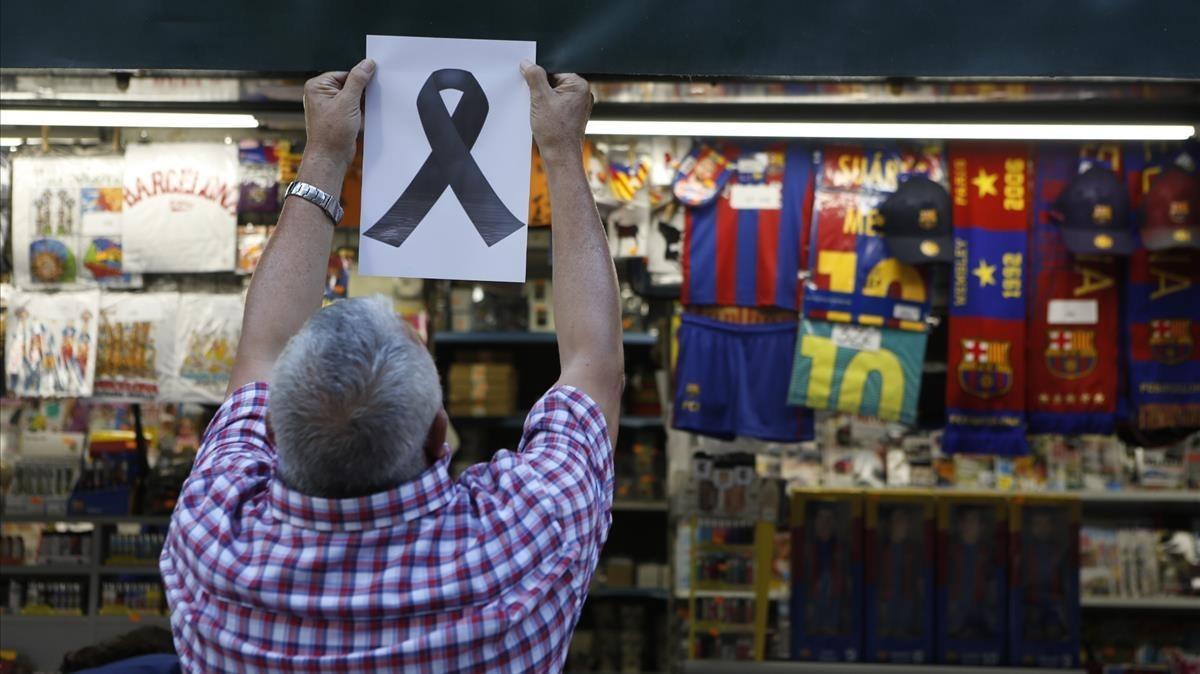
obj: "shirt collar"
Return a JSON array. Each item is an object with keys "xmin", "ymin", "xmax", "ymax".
[{"xmin": 268, "ymin": 451, "xmax": 455, "ymax": 532}]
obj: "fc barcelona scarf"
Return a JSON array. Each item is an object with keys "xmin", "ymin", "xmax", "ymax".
[
  {"xmin": 944, "ymin": 144, "xmax": 1032, "ymax": 455},
  {"xmin": 1123, "ymin": 144, "xmax": 1200, "ymax": 429},
  {"xmin": 1026, "ymin": 145, "xmax": 1119, "ymax": 434}
]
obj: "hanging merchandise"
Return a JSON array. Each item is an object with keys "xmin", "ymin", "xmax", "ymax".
[
  {"xmin": 236, "ymin": 225, "xmax": 271, "ymax": 275},
  {"xmin": 1027, "ymin": 146, "xmax": 1119, "ymax": 435},
  {"xmin": 1053, "ymin": 166, "xmax": 1133, "ymax": 256},
  {"xmin": 1124, "ymin": 145, "xmax": 1200, "ymax": 430},
  {"xmin": 93, "ymin": 292, "xmax": 179, "ymax": 400},
  {"xmin": 878, "ymin": 175, "xmax": 954, "ymax": 264},
  {"xmin": 672, "ymin": 313, "xmax": 814, "ymax": 443},
  {"xmin": 162, "ymin": 293, "xmax": 242, "ymax": 403},
  {"xmin": 804, "ymin": 145, "xmax": 943, "ymax": 331},
  {"xmin": 1140, "ymin": 166, "xmax": 1200, "ymax": 251},
  {"xmin": 673, "ymin": 142, "xmax": 735, "ymax": 207},
  {"xmin": 4, "ymin": 289, "xmax": 100, "ymax": 397},
  {"xmin": 121, "ymin": 142, "xmax": 238, "ymax": 272},
  {"xmin": 237, "ymin": 140, "xmax": 280, "ymax": 215},
  {"xmin": 646, "ymin": 196, "xmax": 684, "ymax": 284},
  {"xmin": 943, "ymin": 144, "xmax": 1032, "ymax": 456},
  {"xmin": 608, "ymin": 152, "xmax": 651, "ymax": 202},
  {"xmin": 681, "ymin": 144, "xmax": 813, "ymax": 311},
  {"xmin": 11, "ymin": 155, "xmax": 141, "ymax": 289},
  {"xmin": 787, "ymin": 319, "xmax": 927, "ymax": 425},
  {"xmin": 607, "ymin": 189, "xmax": 650, "ymax": 258}
]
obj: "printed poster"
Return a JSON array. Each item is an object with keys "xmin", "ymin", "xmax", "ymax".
[
  {"xmin": 94, "ymin": 292, "xmax": 179, "ymax": 401},
  {"xmin": 360, "ymin": 35, "xmax": 535, "ymax": 282},
  {"xmin": 11, "ymin": 155, "xmax": 142, "ymax": 289},
  {"xmin": 161, "ymin": 293, "xmax": 242, "ymax": 403},
  {"xmin": 4, "ymin": 289, "xmax": 100, "ymax": 398},
  {"xmin": 122, "ymin": 142, "xmax": 238, "ymax": 272}
]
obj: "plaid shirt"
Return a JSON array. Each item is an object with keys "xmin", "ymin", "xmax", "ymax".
[{"xmin": 160, "ymin": 383, "xmax": 613, "ymax": 673}]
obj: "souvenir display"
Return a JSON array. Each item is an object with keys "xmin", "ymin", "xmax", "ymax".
[
  {"xmin": 878, "ymin": 175, "xmax": 954, "ymax": 264},
  {"xmin": 1027, "ymin": 145, "xmax": 1119, "ymax": 435},
  {"xmin": 672, "ymin": 313, "xmax": 814, "ymax": 443},
  {"xmin": 11, "ymin": 155, "xmax": 140, "ymax": 288},
  {"xmin": 607, "ymin": 190, "xmax": 650, "ymax": 258},
  {"xmin": 1124, "ymin": 147, "xmax": 1200, "ymax": 430},
  {"xmin": 93, "ymin": 292, "xmax": 178, "ymax": 400},
  {"xmin": 864, "ymin": 490, "xmax": 935, "ymax": 664},
  {"xmin": 646, "ymin": 195, "xmax": 684, "ymax": 284},
  {"xmin": 1140, "ymin": 166, "xmax": 1200, "ymax": 251},
  {"xmin": 788, "ymin": 319, "xmax": 927, "ymax": 425},
  {"xmin": 1055, "ymin": 166, "xmax": 1133, "ymax": 255},
  {"xmin": 790, "ymin": 489, "xmax": 864, "ymax": 662},
  {"xmin": 122, "ymin": 142, "xmax": 238, "ymax": 272},
  {"xmin": 681, "ymin": 144, "xmax": 812, "ymax": 311},
  {"xmin": 1008, "ymin": 495, "xmax": 1080, "ymax": 669},
  {"xmin": 237, "ymin": 141, "xmax": 280, "ymax": 214},
  {"xmin": 236, "ymin": 225, "xmax": 271, "ymax": 275},
  {"xmin": 4, "ymin": 289, "xmax": 99, "ymax": 397},
  {"xmin": 673, "ymin": 142, "xmax": 735, "ymax": 207},
  {"xmin": 803, "ymin": 145, "xmax": 943, "ymax": 331},
  {"xmin": 161, "ymin": 293, "xmax": 242, "ymax": 403},
  {"xmin": 936, "ymin": 494, "xmax": 1008, "ymax": 666},
  {"xmin": 944, "ymin": 143, "xmax": 1032, "ymax": 455}
]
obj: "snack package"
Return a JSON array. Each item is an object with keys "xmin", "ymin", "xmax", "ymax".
[
  {"xmin": 864, "ymin": 490, "xmax": 935, "ymax": 664},
  {"xmin": 1008, "ymin": 495, "xmax": 1080, "ymax": 669},
  {"xmin": 791, "ymin": 489, "xmax": 864, "ymax": 662}
]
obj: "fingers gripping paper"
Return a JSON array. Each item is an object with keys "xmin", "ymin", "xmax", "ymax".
[{"xmin": 360, "ymin": 35, "xmax": 535, "ymax": 282}]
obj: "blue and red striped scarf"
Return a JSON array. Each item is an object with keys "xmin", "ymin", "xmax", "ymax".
[{"xmin": 944, "ymin": 144, "xmax": 1032, "ymax": 455}]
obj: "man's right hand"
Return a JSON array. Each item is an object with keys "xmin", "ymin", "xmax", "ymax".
[
  {"xmin": 302, "ymin": 58, "xmax": 376, "ymax": 171},
  {"xmin": 520, "ymin": 61, "xmax": 592, "ymax": 162}
]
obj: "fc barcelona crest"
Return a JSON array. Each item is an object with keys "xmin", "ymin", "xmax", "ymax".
[
  {"xmin": 1044, "ymin": 329, "xmax": 1097, "ymax": 380},
  {"xmin": 958, "ymin": 339, "xmax": 1013, "ymax": 399},
  {"xmin": 1149, "ymin": 319, "xmax": 1193, "ymax": 365}
]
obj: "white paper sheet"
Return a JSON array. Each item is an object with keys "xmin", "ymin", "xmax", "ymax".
[
  {"xmin": 122, "ymin": 143, "xmax": 238, "ymax": 272},
  {"xmin": 359, "ymin": 35, "xmax": 535, "ymax": 282}
]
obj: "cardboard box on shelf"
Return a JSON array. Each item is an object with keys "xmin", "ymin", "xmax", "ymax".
[
  {"xmin": 790, "ymin": 489, "xmax": 864, "ymax": 663},
  {"xmin": 1008, "ymin": 494, "xmax": 1080, "ymax": 669},
  {"xmin": 935, "ymin": 493, "xmax": 1008, "ymax": 667},
  {"xmin": 864, "ymin": 490, "xmax": 935, "ymax": 665}
]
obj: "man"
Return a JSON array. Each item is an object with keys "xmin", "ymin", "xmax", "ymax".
[{"xmin": 159, "ymin": 58, "xmax": 623, "ymax": 673}]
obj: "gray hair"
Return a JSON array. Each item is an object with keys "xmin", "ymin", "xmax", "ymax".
[{"xmin": 270, "ymin": 295, "xmax": 442, "ymax": 498}]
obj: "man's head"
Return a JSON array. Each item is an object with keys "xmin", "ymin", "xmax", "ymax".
[{"xmin": 270, "ymin": 295, "xmax": 446, "ymax": 498}]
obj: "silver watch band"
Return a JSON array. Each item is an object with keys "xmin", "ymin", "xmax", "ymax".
[{"xmin": 285, "ymin": 181, "xmax": 344, "ymax": 225}]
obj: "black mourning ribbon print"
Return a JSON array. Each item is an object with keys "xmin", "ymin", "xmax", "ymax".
[{"xmin": 363, "ymin": 69, "xmax": 525, "ymax": 248}]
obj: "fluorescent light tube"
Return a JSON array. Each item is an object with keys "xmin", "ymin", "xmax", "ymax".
[
  {"xmin": 0, "ymin": 109, "xmax": 259, "ymax": 129},
  {"xmin": 585, "ymin": 120, "xmax": 1195, "ymax": 141}
]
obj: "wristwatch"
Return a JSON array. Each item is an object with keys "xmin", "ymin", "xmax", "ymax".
[{"xmin": 285, "ymin": 181, "xmax": 343, "ymax": 226}]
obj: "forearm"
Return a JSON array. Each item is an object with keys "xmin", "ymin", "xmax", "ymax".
[
  {"xmin": 545, "ymin": 148, "xmax": 624, "ymax": 396},
  {"xmin": 228, "ymin": 153, "xmax": 344, "ymax": 392}
]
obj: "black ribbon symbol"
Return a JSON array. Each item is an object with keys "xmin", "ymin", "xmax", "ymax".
[{"xmin": 364, "ymin": 69, "xmax": 525, "ymax": 248}]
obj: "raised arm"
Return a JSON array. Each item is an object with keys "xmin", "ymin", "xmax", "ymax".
[
  {"xmin": 226, "ymin": 60, "xmax": 376, "ymax": 396},
  {"xmin": 521, "ymin": 63, "xmax": 624, "ymax": 437}
]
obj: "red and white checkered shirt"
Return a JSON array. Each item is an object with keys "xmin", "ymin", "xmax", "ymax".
[{"xmin": 160, "ymin": 382, "xmax": 613, "ymax": 673}]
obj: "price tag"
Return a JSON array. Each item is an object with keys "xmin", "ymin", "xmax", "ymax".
[
  {"xmin": 831, "ymin": 324, "xmax": 882, "ymax": 352},
  {"xmin": 893, "ymin": 304, "xmax": 922, "ymax": 321},
  {"xmin": 1047, "ymin": 299, "xmax": 1098, "ymax": 325},
  {"xmin": 729, "ymin": 183, "xmax": 782, "ymax": 210}
]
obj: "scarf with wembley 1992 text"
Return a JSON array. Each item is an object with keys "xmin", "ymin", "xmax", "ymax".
[
  {"xmin": 944, "ymin": 144, "xmax": 1032, "ymax": 455},
  {"xmin": 1123, "ymin": 142, "xmax": 1200, "ymax": 429},
  {"xmin": 1026, "ymin": 145, "xmax": 1119, "ymax": 434}
]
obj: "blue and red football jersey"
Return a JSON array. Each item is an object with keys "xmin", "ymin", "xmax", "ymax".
[{"xmin": 681, "ymin": 144, "xmax": 815, "ymax": 311}]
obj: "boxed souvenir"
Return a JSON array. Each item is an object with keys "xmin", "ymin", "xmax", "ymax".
[
  {"xmin": 1008, "ymin": 494, "xmax": 1080, "ymax": 668},
  {"xmin": 864, "ymin": 490, "xmax": 935, "ymax": 664},
  {"xmin": 935, "ymin": 493, "xmax": 1008, "ymax": 666},
  {"xmin": 790, "ymin": 489, "xmax": 864, "ymax": 662}
]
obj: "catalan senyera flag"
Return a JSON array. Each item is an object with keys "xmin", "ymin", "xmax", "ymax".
[
  {"xmin": 1027, "ymin": 144, "xmax": 1119, "ymax": 435},
  {"xmin": 944, "ymin": 143, "xmax": 1032, "ymax": 455}
]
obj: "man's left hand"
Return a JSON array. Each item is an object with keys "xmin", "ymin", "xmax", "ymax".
[{"xmin": 302, "ymin": 59, "xmax": 376, "ymax": 169}]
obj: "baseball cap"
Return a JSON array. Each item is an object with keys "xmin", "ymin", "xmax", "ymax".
[
  {"xmin": 1054, "ymin": 166, "xmax": 1134, "ymax": 255},
  {"xmin": 1141, "ymin": 167, "xmax": 1200, "ymax": 251},
  {"xmin": 879, "ymin": 175, "xmax": 953, "ymax": 263}
]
